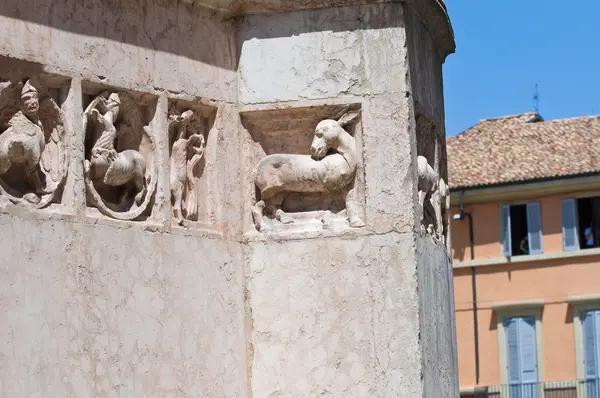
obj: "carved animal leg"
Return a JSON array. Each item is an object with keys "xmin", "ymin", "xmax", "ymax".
[
  {"xmin": 275, "ymin": 209, "xmax": 294, "ymax": 224},
  {"xmin": 25, "ymin": 162, "xmax": 44, "ymax": 196},
  {"xmin": 251, "ymin": 200, "xmax": 266, "ymax": 231},
  {"xmin": 427, "ymin": 224, "xmax": 435, "ymax": 235},
  {"xmin": 268, "ymin": 194, "xmax": 293, "ymax": 224},
  {"xmin": 418, "ymin": 190, "xmax": 426, "ymax": 223},
  {"xmin": 134, "ymin": 175, "xmax": 147, "ymax": 207},
  {"xmin": 171, "ymin": 180, "xmax": 185, "ymax": 224},
  {"xmin": 321, "ymin": 210, "xmax": 333, "ymax": 229},
  {"xmin": 346, "ymin": 188, "xmax": 365, "ymax": 228},
  {"xmin": 118, "ymin": 186, "xmax": 130, "ymax": 208},
  {"xmin": 0, "ymin": 156, "xmax": 11, "ymax": 175},
  {"xmin": 443, "ymin": 194, "xmax": 450, "ymax": 244},
  {"xmin": 436, "ymin": 192, "xmax": 450, "ymax": 245},
  {"xmin": 431, "ymin": 191, "xmax": 442, "ymax": 241}
]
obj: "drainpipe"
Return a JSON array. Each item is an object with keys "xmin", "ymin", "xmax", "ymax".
[{"xmin": 454, "ymin": 191, "xmax": 480, "ymax": 385}]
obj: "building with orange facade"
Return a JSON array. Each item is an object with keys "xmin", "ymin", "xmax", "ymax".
[{"xmin": 447, "ymin": 113, "xmax": 600, "ymax": 397}]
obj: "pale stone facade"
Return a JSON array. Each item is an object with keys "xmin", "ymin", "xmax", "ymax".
[{"xmin": 0, "ymin": 0, "xmax": 457, "ymax": 396}]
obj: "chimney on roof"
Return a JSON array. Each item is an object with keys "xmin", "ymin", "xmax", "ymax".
[{"xmin": 526, "ymin": 113, "xmax": 543, "ymax": 123}]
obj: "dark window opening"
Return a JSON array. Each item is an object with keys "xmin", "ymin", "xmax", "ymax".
[
  {"xmin": 510, "ymin": 205, "xmax": 529, "ymax": 256},
  {"xmin": 501, "ymin": 202, "xmax": 542, "ymax": 256},
  {"xmin": 576, "ymin": 197, "xmax": 600, "ymax": 249}
]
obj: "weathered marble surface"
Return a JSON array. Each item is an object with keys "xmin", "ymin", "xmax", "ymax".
[
  {"xmin": 238, "ymin": 4, "xmax": 409, "ymax": 104},
  {"xmin": 0, "ymin": 0, "xmax": 238, "ymax": 103},
  {"xmin": 0, "ymin": 214, "xmax": 247, "ymax": 397},
  {"xmin": 417, "ymin": 235, "xmax": 460, "ymax": 398},
  {"xmin": 245, "ymin": 232, "xmax": 423, "ymax": 396}
]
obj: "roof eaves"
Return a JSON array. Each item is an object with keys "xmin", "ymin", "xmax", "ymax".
[{"xmin": 450, "ymin": 171, "xmax": 600, "ymax": 191}]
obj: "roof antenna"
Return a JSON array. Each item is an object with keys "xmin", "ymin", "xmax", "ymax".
[{"xmin": 533, "ymin": 84, "xmax": 540, "ymax": 114}]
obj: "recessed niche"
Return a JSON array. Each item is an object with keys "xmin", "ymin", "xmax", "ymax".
[
  {"xmin": 242, "ymin": 103, "xmax": 365, "ymax": 232},
  {"xmin": 0, "ymin": 59, "xmax": 70, "ymax": 209},
  {"xmin": 415, "ymin": 107, "xmax": 448, "ymax": 242},
  {"xmin": 168, "ymin": 98, "xmax": 218, "ymax": 227},
  {"xmin": 82, "ymin": 82, "xmax": 158, "ymax": 221}
]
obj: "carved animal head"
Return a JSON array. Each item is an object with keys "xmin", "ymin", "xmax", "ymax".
[
  {"xmin": 90, "ymin": 147, "xmax": 113, "ymax": 165},
  {"xmin": 94, "ymin": 92, "xmax": 121, "ymax": 121},
  {"xmin": 310, "ymin": 109, "xmax": 360, "ymax": 160},
  {"xmin": 89, "ymin": 147, "xmax": 112, "ymax": 179}
]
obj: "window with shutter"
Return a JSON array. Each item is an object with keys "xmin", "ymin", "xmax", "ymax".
[
  {"xmin": 500, "ymin": 203, "xmax": 542, "ymax": 257},
  {"xmin": 505, "ymin": 316, "xmax": 538, "ymax": 398},
  {"xmin": 526, "ymin": 203, "xmax": 543, "ymax": 255},
  {"xmin": 561, "ymin": 199, "xmax": 579, "ymax": 251},
  {"xmin": 501, "ymin": 205, "xmax": 512, "ymax": 257},
  {"xmin": 573, "ymin": 197, "xmax": 600, "ymax": 250},
  {"xmin": 582, "ymin": 310, "xmax": 600, "ymax": 397}
]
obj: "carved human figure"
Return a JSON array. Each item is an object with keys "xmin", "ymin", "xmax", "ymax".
[
  {"xmin": 417, "ymin": 155, "xmax": 449, "ymax": 243},
  {"xmin": 84, "ymin": 92, "xmax": 149, "ymax": 211},
  {"xmin": 251, "ymin": 109, "xmax": 364, "ymax": 231},
  {"xmin": 168, "ymin": 109, "xmax": 205, "ymax": 225},
  {"xmin": 0, "ymin": 78, "xmax": 67, "ymax": 206}
]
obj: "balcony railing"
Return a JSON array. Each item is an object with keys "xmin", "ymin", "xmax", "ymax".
[{"xmin": 465, "ymin": 380, "xmax": 600, "ymax": 398}]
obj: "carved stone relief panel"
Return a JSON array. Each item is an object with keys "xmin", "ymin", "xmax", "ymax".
[
  {"xmin": 242, "ymin": 104, "xmax": 365, "ymax": 233},
  {"xmin": 415, "ymin": 108, "xmax": 449, "ymax": 244},
  {"xmin": 0, "ymin": 74, "xmax": 70, "ymax": 208},
  {"xmin": 83, "ymin": 85, "xmax": 157, "ymax": 220},
  {"xmin": 168, "ymin": 99, "xmax": 218, "ymax": 227}
]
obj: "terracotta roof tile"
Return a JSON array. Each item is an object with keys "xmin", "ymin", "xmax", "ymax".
[{"xmin": 447, "ymin": 113, "xmax": 600, "ymax": 189}]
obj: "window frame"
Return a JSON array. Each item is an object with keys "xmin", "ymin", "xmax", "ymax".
[
  {"xmin": 499, "ymin": 201, "xmax": 543, "ymax": 257},
  {"xmin": 569, "ymin": 296, "xmax": 600, "ymax": 398},
  {"xmin": 493, "ymin": 301, "xmax": 544, "ymax": 398},
  {"xmin": 562, "ymin": 194, "xmax": 600, "ymax": 252}
]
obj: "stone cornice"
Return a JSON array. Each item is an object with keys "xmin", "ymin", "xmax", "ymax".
[
  {"xmin": 405, "ymin": 0, "xmax": 455, "ymax": 60},
  {"xmin": 184, "ymin": 0, "xmax": 455, "ymax": 60},
  {"xmin": 450, "ymin": 174, "xmax": 600, "ymax": 206},
  {"xmin": 453, "ymin": 246, "xmax": 600, "ymax": 269},
  {"xmin": 490, "ymin": 299, "xmax": 545, "ymax": 312}
]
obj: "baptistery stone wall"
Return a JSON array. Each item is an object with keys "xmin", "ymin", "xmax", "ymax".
[{"xmin": 0, "ymin": 0, "xmax": 456, "ymax": 396}]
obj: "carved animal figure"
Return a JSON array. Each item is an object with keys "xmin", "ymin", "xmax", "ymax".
[
  {"xmin": 86, "ymin": 93, "xmax": 148, "ymax": 207},
  {"xmin": 417, "ymin": 155, "xmax": 449, "ymax": 243},
  {"xmin": 439, "ymin": 177, "xmax": 450, "ymax": 226},
  {"xmin": 169, "ymin": 109, "xmax": 205, "ymax": 225},
  {"xmin": 184, "ymin": 143, "xmax": 204, "ymax": 220},
  {"xmin": 251, "ymin": 109, "xmax": 364, "ymax": 231},
  {"xmin": 90, "ymin": 147, "xmax": 147, "ymax": 206},
  {"xmin": 0, "ymin": 80, "xmax": 46, "ymax": 201},
  {"xmin": 0, "ymin": 79, "xmax": 67, "ymax": 207}
]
